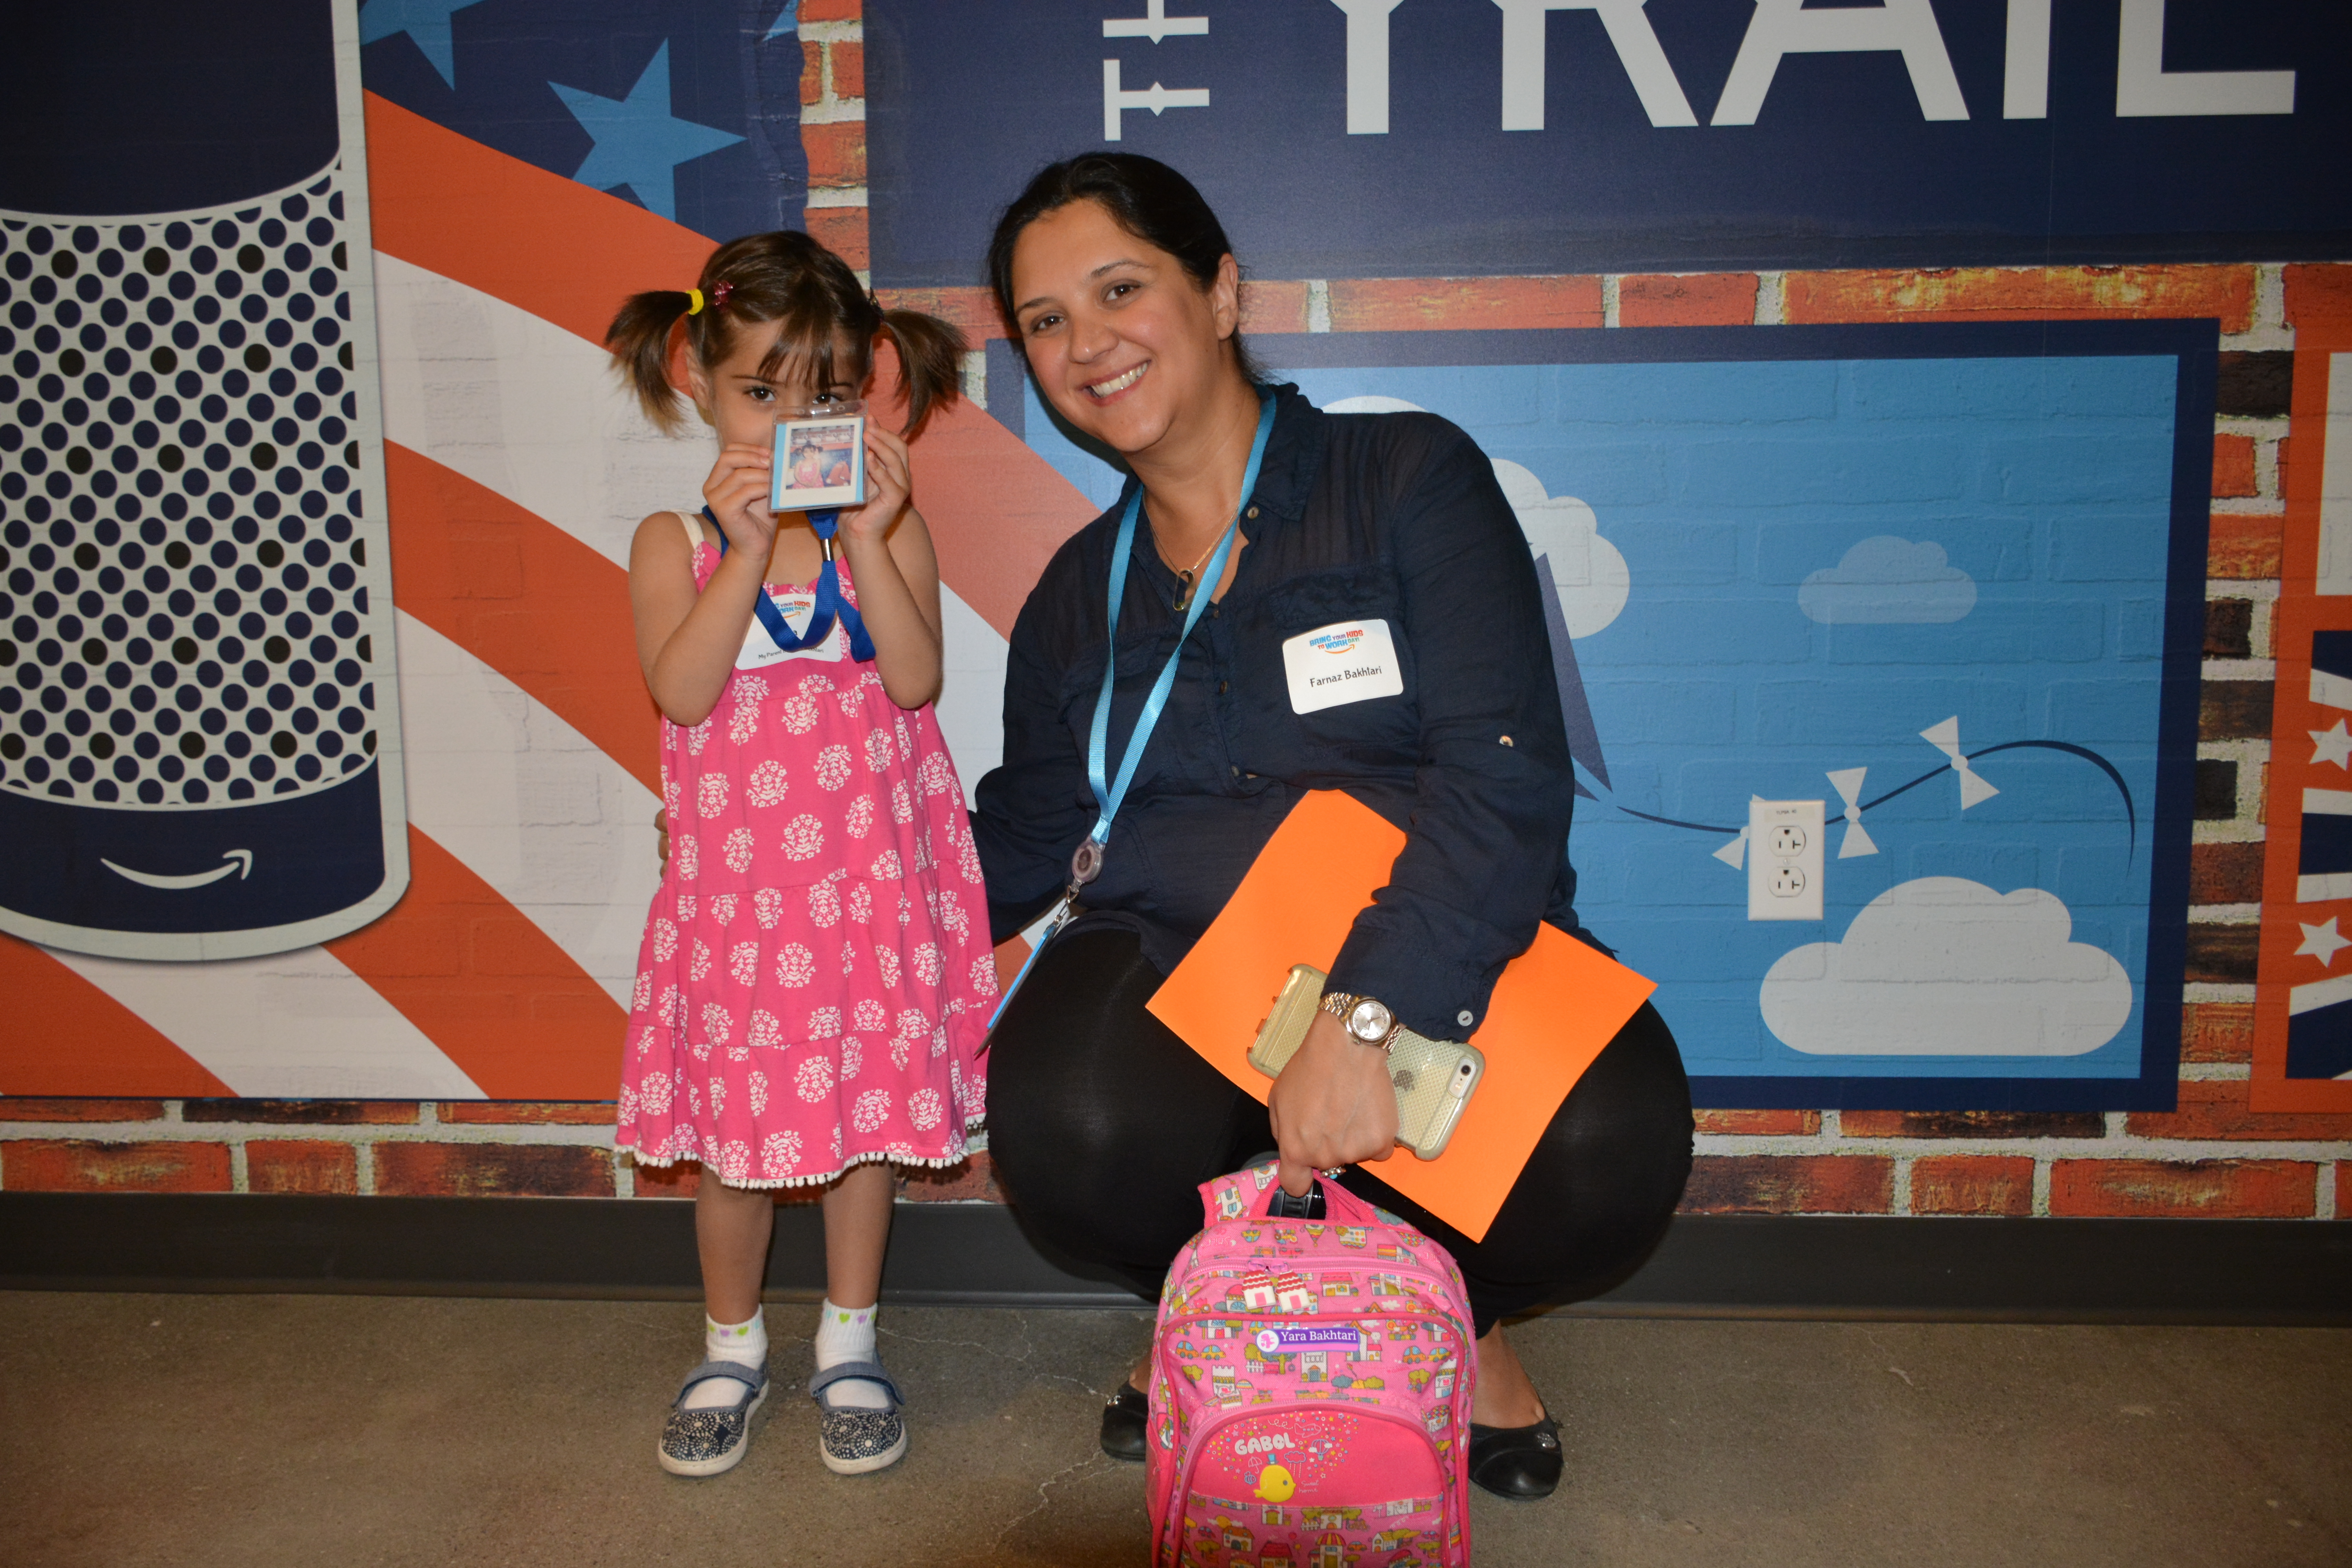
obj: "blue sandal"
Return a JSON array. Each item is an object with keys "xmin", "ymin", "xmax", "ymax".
[
  {"xmin": 809, "ymin": 1360, "xmax": 908, "ymax": 1475},
  {"xmin": 658, "ymin": 1360, "xmax": 769, "ymax": 1477}
]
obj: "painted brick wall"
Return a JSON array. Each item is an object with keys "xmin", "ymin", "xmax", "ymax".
[{"xmin": 4, "ymin": 7, "xmax": 2347, "ymax": 1223}]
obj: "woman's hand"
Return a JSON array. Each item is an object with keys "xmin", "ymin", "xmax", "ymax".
[
  {"xmin": 1268, "ymin": 1009, "xmax": 1399, "ymax": 1197},
  {"xmin": 702, "ymin": 441, "xmax": 779, "ymax": 560},
  {"xmin": 836, "ymin": 424, "xmax": 914, "ymax": 548}
]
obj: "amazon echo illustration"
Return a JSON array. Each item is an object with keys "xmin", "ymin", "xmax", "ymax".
[{"xmin": 0, "ymin": 0, "xmax": 407, "ymax": 960}]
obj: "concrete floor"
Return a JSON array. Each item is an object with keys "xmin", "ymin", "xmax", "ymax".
[{"xmin": 0, "ymin": 1294, "xmax": 2344, "ymax": 1567}]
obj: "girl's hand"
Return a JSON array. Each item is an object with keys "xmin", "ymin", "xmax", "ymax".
[
  {"xmin": 835, "ymin": 425, "xmax": 914, "ymax": 547},
  {"xmin": 1268, "ymin": 1008, "xmax": 1399, "ymax": 1197},
  {"xmin": 702, "ymin": 441, "xmax": 779, "ymax": 560}
]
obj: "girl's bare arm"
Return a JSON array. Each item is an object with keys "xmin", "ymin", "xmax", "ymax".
[{"xmin": 631, "ymin": 443, "xmax": 779, "ymax": 725}]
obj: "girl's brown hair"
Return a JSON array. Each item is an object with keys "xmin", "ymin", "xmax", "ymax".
[{"xmin": 606, "ymin": 230, "xmax": 965, "ymax": 439}]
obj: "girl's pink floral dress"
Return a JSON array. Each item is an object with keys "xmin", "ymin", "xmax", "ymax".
[{"xmin": 617, "ymin": 519, "xmax": 994, "ymax": 1187}]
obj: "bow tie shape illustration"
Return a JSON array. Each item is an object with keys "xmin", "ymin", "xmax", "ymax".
[
  {"xmin": 1826, "ymin": 768, "xmax": 1877, "ymax": 858},
  {"xmin": 1921, "ymin": 717, "xmax": 2000, "ymax": 809}
]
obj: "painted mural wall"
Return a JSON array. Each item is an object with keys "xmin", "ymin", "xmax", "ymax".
[{"xmin": 2, "ymin": 0, "xmax": 2347, "ymax": 1217}]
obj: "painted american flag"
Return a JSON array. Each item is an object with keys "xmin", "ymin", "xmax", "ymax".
[{"xmin": 1, "ymin": 0, "xmax": 1093, "ymax": 1100}]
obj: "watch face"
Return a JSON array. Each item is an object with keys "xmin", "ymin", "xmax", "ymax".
[{"xmin": 1347, "ymin": 999, "xmax": 1393, "ymax": 1043}]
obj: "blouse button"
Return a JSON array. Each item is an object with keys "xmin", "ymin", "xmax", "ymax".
[
  {"xmin": 1457, "ymin": 1010, "xmax": 1475, "ymax": 1028},
  {"xmin": 1219, "ymin": 681, "xmax": 1229, "ymax": 694},
  {"xmin": 1246, "ymin": 506, "xmax": 1259, "ymax": 519}
]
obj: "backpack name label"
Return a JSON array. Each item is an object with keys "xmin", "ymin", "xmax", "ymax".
[{"xmin": 1255, "ymin": 1324, "xmax": 1363, "ymax": 1352}]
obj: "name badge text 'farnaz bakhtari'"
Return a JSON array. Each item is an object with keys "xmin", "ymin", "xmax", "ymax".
[{"xmin": 1283, "ymin": 620, "xmax": 1405, "ymax": 715}]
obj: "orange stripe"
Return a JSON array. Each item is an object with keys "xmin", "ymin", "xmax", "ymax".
[
  {"xmin": 325, "ymin": 829, "xmax": 626, "ymax": 1101},
  {"xmin": 0, "ymin": 937, "xmax": 235, "ymax": 1097},
  {"xmin": 384, "ymin": 441, "xmax": 662, "ymax": 795},
  {"xmin": 867, "ymin": 344, "xmax": 1102, "ymax": 640},
  {"xmin": 363, "ymin": 91, "xmax": 715, "ymax": 346}
]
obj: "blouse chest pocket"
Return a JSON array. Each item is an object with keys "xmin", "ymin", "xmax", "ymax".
[
  {"xmin": 1056, "ymin": 619, "xmax": 1172, "ymax": 711},
  {"xmin": 1256, "ymin": 565, "xmax": 1418, "ymax": 740}
]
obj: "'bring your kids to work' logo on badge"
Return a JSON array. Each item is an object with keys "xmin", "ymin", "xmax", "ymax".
[{"xmin": 1282, "ymin": 619, "xmax": 1405, "ymax": 715}]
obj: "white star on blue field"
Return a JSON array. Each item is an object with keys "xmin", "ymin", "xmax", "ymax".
[
  {"xmin": 549, "ymin": 42, "xmax": 744, "ymax": 223},
  {"xmin": 358, "ymin": 0, "xmax": 485, "ymax": 88}
]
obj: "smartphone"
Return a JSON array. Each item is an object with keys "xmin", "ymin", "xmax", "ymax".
[
  {"xmin": 1247, "ymin": 963, "xmax": 1485, "ymax": 1160},
  {"xmin": 0, "ymin": 0, "xmax": 408, "ymax": 961}
]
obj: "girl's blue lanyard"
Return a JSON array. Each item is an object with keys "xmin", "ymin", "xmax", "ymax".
[
  {"xmin": 708, "ymin": 505, "xmax": 875, "ymax": 662},
  {"xmin": 988, "ymin": 390, "xmax": 1276, "ymax": 1030}
]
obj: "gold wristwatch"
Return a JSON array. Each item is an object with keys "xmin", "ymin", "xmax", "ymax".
[{"xmin": 1319, "ymin": 990, "xmax": 1403, "ymax": 1052}]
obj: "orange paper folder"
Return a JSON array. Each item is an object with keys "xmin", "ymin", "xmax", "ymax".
[{"xmin": 1148, "ymin": 790, "xmax": 1656, "ymax": 1241}]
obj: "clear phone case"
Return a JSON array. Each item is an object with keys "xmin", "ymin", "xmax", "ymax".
[{"xmin": 1247, "ymin": 963, "xmax": 1485, "ymax": 1160}]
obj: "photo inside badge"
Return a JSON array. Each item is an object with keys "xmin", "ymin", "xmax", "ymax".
[{"xmin": 771, "ymin": 404, "xmax": 867, "ymax": 512}]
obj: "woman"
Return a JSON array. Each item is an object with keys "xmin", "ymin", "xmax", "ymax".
[{"xmin": 973, "ymin": 154, "xmax": 1692, "ymax": 1501}]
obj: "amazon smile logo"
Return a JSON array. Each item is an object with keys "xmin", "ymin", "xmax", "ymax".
[{"xmin": 101, "ymin": 850, "xmax": 255, "ymax": 890}]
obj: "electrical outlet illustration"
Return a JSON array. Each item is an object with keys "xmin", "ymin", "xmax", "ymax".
[{"xmin": 1748, "ymin": 799, "xmax": 1825, "ymax": 921}]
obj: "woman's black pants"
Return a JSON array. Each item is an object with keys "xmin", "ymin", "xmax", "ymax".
[{"xmin": 985, "ymin": 928, "xmax": 1694, "ymax": 1337}]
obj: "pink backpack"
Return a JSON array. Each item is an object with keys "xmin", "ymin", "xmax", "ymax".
[{"xmin": 1146, "ymin": 1163, "xmax": 1476, "ymax": 1567}]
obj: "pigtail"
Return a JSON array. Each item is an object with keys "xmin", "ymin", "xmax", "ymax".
[
  {"xmin": 605, "ymin": 289, "xmax": 699, "ymax": 434},
  {"xmin": 606, "ymin": 236, "xmax": 958, "ymax": 442},
  {"xmin": 877, "ymin": 307, "xmax": 968, "ymax": 441}
]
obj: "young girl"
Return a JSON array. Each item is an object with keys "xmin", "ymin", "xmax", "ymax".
[{"xmin": 605, "ymin": 232, "xmax": 995, "ymax": 1479}]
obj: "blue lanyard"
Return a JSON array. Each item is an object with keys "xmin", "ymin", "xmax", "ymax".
[
  {"xmin": 1080, "ymin": 391, "xmax": 1276, "ymax": 873},
  {"xmin": 987, "ymin": 391, "xmax": 1275, "ymax": 1033},
  {"xmin": 709, "ymin": 506, "xmax": 876, "ymax": 662}
]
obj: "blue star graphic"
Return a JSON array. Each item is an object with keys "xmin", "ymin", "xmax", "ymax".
[
  {"xmin": 549, "ymin": 42, "xmax": 744, "ymax": 223},
  {"xmin": 358, "ymin": 0, "xmax": 485, "ymax": 89}
]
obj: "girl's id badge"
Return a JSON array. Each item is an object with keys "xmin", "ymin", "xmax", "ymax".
[
  {"xmin": 737, "ymin": 591, "xmax": 848, "ymax": 668},
  {"xmin": 771, "ymin": 413, "xmax": 867, "ymax": 512}
]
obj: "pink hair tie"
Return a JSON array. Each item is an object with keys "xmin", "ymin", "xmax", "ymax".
[{"xmin": 711, "ymin": 280, "xmax": 734, "ymax": 311}]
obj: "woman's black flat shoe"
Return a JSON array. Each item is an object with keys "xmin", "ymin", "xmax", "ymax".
[
  {"xmin": 1099, "ymin": 1380, "xmax": 1150, "ymax": 1462},
  {"xmin": 1466, "ymin": 1411, "xmax": 1563, "ymax": 1499}
]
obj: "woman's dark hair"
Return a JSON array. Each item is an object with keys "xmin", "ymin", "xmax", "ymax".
[
  {"xmin": 606, "ymin": 230, "xmax": 966, "ymax": 439},
  {"xmin": 985, "ymin": 153, "xmax": 1265, "ymax": 383}
]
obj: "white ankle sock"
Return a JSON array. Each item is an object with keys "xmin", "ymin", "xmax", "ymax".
[
  {"xmin": 682, "ymin": 1308, "xmax": 767, "ymax": 1411},
  {"xmin": 813, "ymin": 1299, "xmax": 890, "ymax": 1410}
]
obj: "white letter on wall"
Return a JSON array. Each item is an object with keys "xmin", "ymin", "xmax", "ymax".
[
  {"xmin": 1331, "ymin": 0, "xmax": 1406, "ymax": 134},
  {"xmin": 2116, "ymin": 0, "xmax": 2293, "ymax": 117},
  {"xmin": 1712, "ymin": 0, "xmax": 1969, "ymax": 126},
  {"xmin": 1493, "ymin": 0, "xmax": 1698, "ymax": 132},
  {"xmin": 2004, "ymin": 0, "xmax": 2050, "ymax": 119}
]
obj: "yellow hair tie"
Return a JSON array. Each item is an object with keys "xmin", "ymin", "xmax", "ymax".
[{"xmin": 685, "ymin": 287, "xmax": 706, "ymax": 316}]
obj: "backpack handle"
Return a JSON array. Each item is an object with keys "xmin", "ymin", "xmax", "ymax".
[{"xmin": 1197, "ymin": 1162, "xmax": 1384, "ymax": 1230}]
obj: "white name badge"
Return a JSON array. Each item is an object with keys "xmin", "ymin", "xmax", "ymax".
[
  {"xmin": 736, "ymin": 590, "xmax": 847, "ymax": 669},
  {"xmin": 1281, "ymin": 619, "xmax": 1405, "ymax": 714}
]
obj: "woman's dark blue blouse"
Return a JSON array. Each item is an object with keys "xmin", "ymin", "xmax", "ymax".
[{"xmin": 972, "ymin": 385, "xmax": 1583, "ymax": 1042}]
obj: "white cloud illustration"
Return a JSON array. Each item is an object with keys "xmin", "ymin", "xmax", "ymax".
[
  {"xmin": 1490, "ymin": 460, "xmax": 1629, "ymax": 639},
  {"xmin": 1798, "ymin": 535, "xmax": 1976, "ymax": 624},
  {"xmin": 1760, "ymin": 877, "xmax": 2132, "ymax": 1056},
  {"xmin": 1321, "ymin": 398, "xmax": 1628, "ymax": 638}
]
